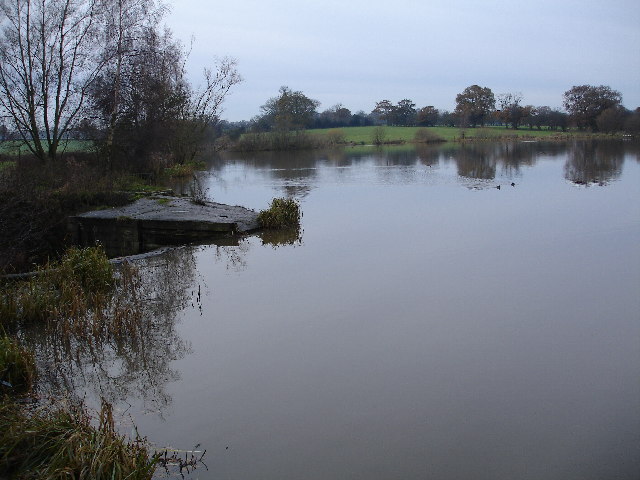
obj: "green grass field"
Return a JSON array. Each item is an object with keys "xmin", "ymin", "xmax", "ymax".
[
  {"xmin": 308, "ymin": 126, "xmax": 579, "ymax": 144},
  {"xmin": 0, "ymin": 140, "xmax": 95, "ymax": 155}
]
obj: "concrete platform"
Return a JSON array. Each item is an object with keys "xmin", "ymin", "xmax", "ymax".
[{"xmin": 68, "ymin": 196, "xmax": 260, "ymax": 257}]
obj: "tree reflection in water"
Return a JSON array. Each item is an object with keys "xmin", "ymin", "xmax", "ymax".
[
  {"xmin": 24, "ymin": 247, "xmax": 199, "ymax": 416},
  {"xmin": 565, "ymin": 140, "xmax": 625, "ymax": 186},
  {"xmin": 415, "ymin": 144, "xmax": 441, "ymax": 167},
  {"xmin": 456, "ymin": 146, "xmax": 497, "ymax": 181}
]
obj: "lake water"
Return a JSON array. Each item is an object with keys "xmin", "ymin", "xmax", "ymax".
[{"xmin": 42, "ymin": 141, "xmax": 640, "ymax": 479}]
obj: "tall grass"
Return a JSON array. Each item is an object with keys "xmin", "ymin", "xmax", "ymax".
[
  {"xmin": 0, "ymin": 246, "xmax": 114, "ymax": 328},
  {"xmin": 0, "ymin": 400, "xmax": 157, "ymax": 479},
  {"xmin": 0, "ymin": 246, "xmax": 162, "ymax": 477},
  {"xmin": 0, "ymin": 245, "xmax": 156, "ymax": 354},
  {"xmin": 0, "ymin": 334, "xmax": 36, "ymax": 394}
]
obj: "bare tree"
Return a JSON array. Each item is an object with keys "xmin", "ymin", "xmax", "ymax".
[
  {"xmin": 496, "ymin": 92, "xmax": 526, "ymax": 129},
  {"xmin": 0, "ymin": 0, "xmax": 108, "ymax": 160},
  {"xmin": 91, "ymin": 22, "xmax": 241, "ymax": 166},
  {"xmin": 100, "ymin": 0, "xmax": 164, "ymax": 160},
  {"xmin": 173, "ymin": 56, "xmax": 242, "ymax": 163}
]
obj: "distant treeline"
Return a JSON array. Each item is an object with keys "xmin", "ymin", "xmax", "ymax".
[{"xmin": 217, "ymin": 84, "xmax": 639, "ymax": 141}]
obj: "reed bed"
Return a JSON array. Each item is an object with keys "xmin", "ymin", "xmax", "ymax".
[
  {"xmin": 0, "ymin": 246, "xmax": 191, "ymax": 479},
  {"xmin": 0, "ymin": 246, "xmax": 148, "ymax": 345}
]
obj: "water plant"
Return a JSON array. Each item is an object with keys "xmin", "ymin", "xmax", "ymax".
[
  {"xmin": 258, "ymin": 197, "xmax": 302, "ymax": 229},
  {"xmin": 0, "ymin": 400, "xmax": 157, "ymax": 479}
]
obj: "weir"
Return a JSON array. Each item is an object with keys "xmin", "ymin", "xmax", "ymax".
[{"xmin": 68, "ymin": 196, "xmax": 260, "ymax": 257}]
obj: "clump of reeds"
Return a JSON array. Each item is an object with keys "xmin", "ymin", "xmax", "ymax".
[
  {"xmin": 0, "ymin": 399, "xmax": 157, "ymax": 479},
  {"xmin": 0, "ymin": 334, "xmax": 36, "ymax": 394},
  {"xmin": 55, "ymin": 245, "xmax": 115, "ymax": 294},
  {"xmin": 0, "ymin": 245, "xmax": 115, "ymax": 328},
  {"xmin": 258, "ymin": 197, "xmax": 302, "ymax": 229}
]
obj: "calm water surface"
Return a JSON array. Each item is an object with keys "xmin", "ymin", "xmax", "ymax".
[{"xmin": 49, "ymin": 141, "xmax": 640, "ymax": 479}]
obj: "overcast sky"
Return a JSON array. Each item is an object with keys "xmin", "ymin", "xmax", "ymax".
[{"xmin": 166, "ymin": 0, "xmax": 640, "ymax": 122}]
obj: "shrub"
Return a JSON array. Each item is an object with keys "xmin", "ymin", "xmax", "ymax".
[
  {"xmin": 413, "ymin": 128, "xmax": 446, "ymax": 144},
  {"xmin": 233, "ymin": 132, "xmax": 269, "ymax": 151},
  {"xmin": 233, "ymin": 131, "xmax": 333, "ymax": 152},
  {"xmin": 0, "ymin": 155, "xmax": 130, "ymax": 272},
  {"xmin": 0, "ymin": 334, "xmax": 36, "ymax": 394},
  {"xmin": 371, "ymin": 126, "xmax": 387, "ymax": 145},
  {"xmin": 0, "ymin": 400, "xmax": 157, "ymax": 479},
  {"xmin": 325, "ymin": 129, "xmax": 346, "ymax": 145},
  {"xmin": 163, "ymin": 161, "xmax": 206, "ymax": 178},
  {"xmin": 472, "ymin": 127, "xmax": 497, "ymax": 139},
  {"xmin": 258, "ymin": 198, "xmax": 302, "ymax": 229}
]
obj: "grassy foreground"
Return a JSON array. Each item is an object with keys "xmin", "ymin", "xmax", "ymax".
[
  {"xmin": 307, "ymin": 125, "xmax": 581, "ymax": 144},
  {"xmin": 0, "ymin": 245, "xmax": 159, "ymax": 479},
  {"xmin": 0, "ymin": 400, "xmax": 157, "ymax": 479}
]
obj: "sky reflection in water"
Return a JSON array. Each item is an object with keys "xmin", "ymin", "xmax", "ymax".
[{"xmin": 50, "ymin": 141, "xmax": 640, "ymax": 479}]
